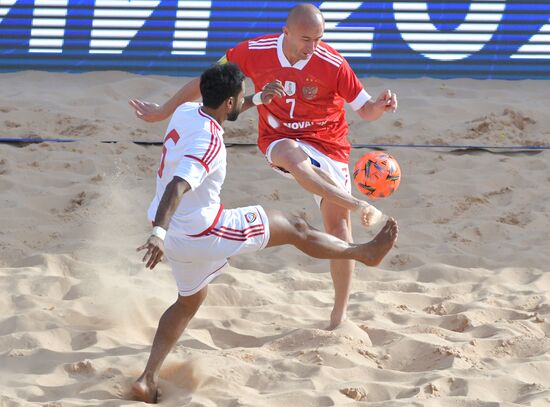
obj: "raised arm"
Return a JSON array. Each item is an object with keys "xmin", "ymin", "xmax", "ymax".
[{"xmin": 129, "ymin": 77, "xmax": 202, "ymax": 122}]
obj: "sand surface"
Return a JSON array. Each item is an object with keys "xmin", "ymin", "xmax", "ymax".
[{"xmin": 0, "ymin": 71, "xmax": 549, "ymax": 406}]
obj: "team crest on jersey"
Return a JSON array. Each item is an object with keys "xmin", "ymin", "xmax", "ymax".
[
  {"xmin": 244, "ymin": 212, "xmax": 257, "ymax": 223},
  {"xmin": 284, "ymin": 81, "xmax": 296, "ymax": 96},
  {"xmin": 302, "ymin": 85, "xmax": 318, "ymax": 100}
]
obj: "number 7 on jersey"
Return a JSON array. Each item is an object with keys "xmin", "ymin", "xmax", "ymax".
[{"xmin": 286, "ymin": 98, "xmax": 295, "ymax": 119}]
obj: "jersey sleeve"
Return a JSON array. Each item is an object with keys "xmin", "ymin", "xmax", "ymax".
[
  {"xmin": 336, "ymin": 59, "xmax": 371, "ymax": 111},
  {"xmin": 224, "ymin": 40, "xmax": 251, "ymax": 77},
  {"xmin": 173, "ymin": 131, "xmax": 223, "ymax": 190}
]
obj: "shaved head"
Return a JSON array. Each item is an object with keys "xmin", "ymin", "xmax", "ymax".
[
  {"xmin": 282, "ymin": 4, "xmax": 325, "ymax": 64},
  {"xmin": 286, "ymin": 3, "xmax": 324, "ymax": 28}
]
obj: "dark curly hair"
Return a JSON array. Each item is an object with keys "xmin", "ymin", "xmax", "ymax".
[{"xmin": 200, "ymin": 63, "xmax": 245, "ymax": 108}]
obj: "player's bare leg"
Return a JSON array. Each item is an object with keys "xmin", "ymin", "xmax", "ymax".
[
  {"xmin": 320, "ymin": 200, "xmax": 354, "ymax": 330},
  {"xmin": 133, "ymin": 287, "xmax": 207, "ymax": 403},
  {"xmin": 265, "ymin": 209, "xmax": 398, "ymax": 265},
  {"xmin": 269, "ymin": 139, "xmax": 352, "ymax": 208},
  {"xmin": 269, "ymin": 139, "xmax": 383, "ymax": 227},
  {"xmin": 265, "ymin": 209, "xmax": 398, "ymax": 288}
]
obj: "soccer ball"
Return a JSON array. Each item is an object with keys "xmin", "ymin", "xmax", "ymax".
[{"xmin": 352, "ymin": 151, "xmax": 401, "ymax": 199}]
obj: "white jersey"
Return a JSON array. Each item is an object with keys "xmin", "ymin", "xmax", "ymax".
[{"xmin": 147, "ymin": 102, "xmax": 226, "ymax": 237}]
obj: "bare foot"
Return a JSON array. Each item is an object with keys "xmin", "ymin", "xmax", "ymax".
[
  {"xmin": 357, "ymin": 218, "xmax": 398, "ymax": 266},
  {"xmin": 132, "ymin": 374, "xmax": 158, "ymax": 404},
  {"xmin": 327, "ymin": 309, "xmax": 348, "ymax": 330}
]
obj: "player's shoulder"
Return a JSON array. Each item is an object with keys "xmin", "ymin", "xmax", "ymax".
[
  {"xmin": 170, "ymin": 102, "xmax": 199, "ymax": 130},
  {"xmin": 174, "ymin": 101, "xmax": 201, "ymax": 117},
  {"xmin": 246, "ymin": 33, "xmax": 279, "ymax": 51},
  {"xmin": 313, "ymin": 41, "xmax": 346, "ymax": 69},
  {"xmin": 171, "ymin": 103, "xmax": 220, "ymax": 139}
]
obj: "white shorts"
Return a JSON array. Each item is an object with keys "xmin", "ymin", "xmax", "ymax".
[
  {"xmin": 265, "ymin": 139, "xmax": 351, "ymax": 207},
  {"xmin": 164, "ymin": 205, "xmax": 270, "ymax": 296}
]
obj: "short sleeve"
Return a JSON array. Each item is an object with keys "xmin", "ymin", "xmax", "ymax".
[
  {"xmin": 336, "ymin": 59, "xmax": 371, "ymax": 111},
  {"xmin": 225, "ymin": 40, "xmax": 251, "ymax": 77},
  {"xmin": 173, "ymin": 131, "xmax": 223, "ymax": 190}
]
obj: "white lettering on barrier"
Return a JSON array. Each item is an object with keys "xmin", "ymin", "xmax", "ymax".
[
  {"xmin": 512, "ymin": 20, "xmax": 550, "ymax": 59},
  {"xmin": 90, "ymin": 0, "xmax": 160, "ymax": 54},
  {"xmin": 29, "ymin": 0, "xmax": 68, "ymax": 53},
  {"xmin": 0, "ymin": 0, "xmax": 17, "ymax": 25},
  {"xmin": 394, "ymin": 1, "xmax": 505, "ymax": 61},
  {"xmin": 1, "ymin": 1, "xmax": 549, "ymax": 61},
  {"xmin": 172, "ymin": 0, "xmax": 211, "ymax": 55},
  {"xmin": 319, "ymin": 1, "xmax": 374, "ymax": 57}
]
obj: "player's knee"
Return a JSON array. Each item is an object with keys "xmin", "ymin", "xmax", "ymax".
[
  {"xmin": 175, "ymin": 291, "xmax": 205, "ymax": 318},
  {"xmin": 271, "ymin": 139, "xmax": 298, "ymax": 158},
  {"xmin": 270, "ymin": 140, "xmax": 303, "ymax": 172},
  {"xmin": 290, "ymin": 215, "xmax": 310, "ymax": 240},
  {"xmin": 324, "ymin": 222, "xmax": 351, "ymax": 241}
]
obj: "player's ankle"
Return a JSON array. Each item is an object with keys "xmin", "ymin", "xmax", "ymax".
[{"xmin": 353, "ymin": 200, "xmax": 366, "ymax": 212}]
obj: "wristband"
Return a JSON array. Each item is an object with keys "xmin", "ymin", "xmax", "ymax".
[
  {"xmin": 151, "ymin": 226, "xmax": 167, "ymax": 241},
  {"xmin": 252, "ymin": 92, "xmax": 263, "ymax": 106}
]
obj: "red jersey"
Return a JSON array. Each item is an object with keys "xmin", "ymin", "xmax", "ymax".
[{"xmin": 226, "ymin": 33, "xmax": 370, "ymax": 163}]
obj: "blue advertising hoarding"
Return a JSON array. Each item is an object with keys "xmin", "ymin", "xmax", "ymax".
[{"xmin": 0, "ymin": 1, "xmax": 549, "ymax": 79}]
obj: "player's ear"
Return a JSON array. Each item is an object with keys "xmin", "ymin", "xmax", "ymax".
[{"xmin": 226, "ymin": 96, "xmax": 234, "ymax": 109}]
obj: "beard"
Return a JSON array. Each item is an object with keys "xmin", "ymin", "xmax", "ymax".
[{"xmin": 227, "ymin": 107, "xmax": 241, "ymax": 122}]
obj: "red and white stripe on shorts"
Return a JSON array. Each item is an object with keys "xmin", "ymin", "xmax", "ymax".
[{"xmin": 210, "ymin": 224, "xmax": 265, "ymax": 241}]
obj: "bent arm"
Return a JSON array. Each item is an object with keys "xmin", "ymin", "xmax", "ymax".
[
  {"xmin": 153, "ymin": 176, "xmax": 192, "ymax": 229},
  {"xmin": 356, "ymin": 99, "xmax": 386, "ymax": 122},
  {"xmin": 241, "ymin": 80, "xmax": 286, "ymax": 113},
  {"xmin": 355, "ymin": 89, "xmax": 397, "ymax": 122},
  {"xmin": 138, "ymin": 176, "xmax": 191, "ymax": 269}
]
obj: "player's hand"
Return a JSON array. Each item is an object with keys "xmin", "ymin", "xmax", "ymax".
[
  {"xmin": 260, "ymin": 80, "xmax": 286, "ymax": 104},
  {"xmin": 358, "ymin": 202, "xmax": 385, "ymax": 228},
  {"xmin": 137, "ymin": 235, "xmax": 165, "ymax": 269},
  {"xmin": 129, "ymin": 99, "xmax": 169, "ymax": 122},
  {"xmin": 374, "ymin": 89, "xmax": 398, "ymax": 113}
]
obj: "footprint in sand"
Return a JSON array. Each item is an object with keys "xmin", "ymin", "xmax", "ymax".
[
  {"xmin": 424, "ymin": 302, "xmax": 448, "ymax": 316},
  {"xmin": 56, "ymin": 114, "xmax": 99, "ymax": 137},
  {"xmin": 484, "ymin": 186, "xmax": 513, "ymax": 206},
  {"xmin": 64, "ymin": 191, "xmax": 99, "ymax": 213},
  {"xmin": 453, "ymin": 195, "xmax": 489, "ymax": 217},
  {"xmin": 90, "ymin": 173, "xmax": 104, "ymax": 183},
  {"xmin": 439, "ymin": 314, "xmax": 472, "ymax": 332},
  {"xmin": 497, "ymin": 211, "xmax": 530, "ymax": 227},
  {"xmin": 465, "ymin": 109, "xmax": 537, "ymax": 140},
  {"xmin": 65, "ymin": 359, "xmax": 96, "ymax": 375},
  {"xmin": 340, "ymin": 387, "xmax": 368, "ymax": 401},
  {"xmin": 4, "ymin": 120, "xmax": 20, "ymax": 128}
]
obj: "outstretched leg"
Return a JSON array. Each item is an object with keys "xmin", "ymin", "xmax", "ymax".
[
  {"xmin": 265, "ymin": 209, "xmax": 398, "ymax": 267},
  {"xmin": 133, "ymin": 287, "xmax": 207, "ymax": 403}
]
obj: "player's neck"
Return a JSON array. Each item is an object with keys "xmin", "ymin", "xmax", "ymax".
[
  {"xmin": 200, "ymin": 106, "xmax": 224, "ymax": 126},
  {"xmin": 282, "ymin": 37, "xmax": 300, "ymax": 65}
]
